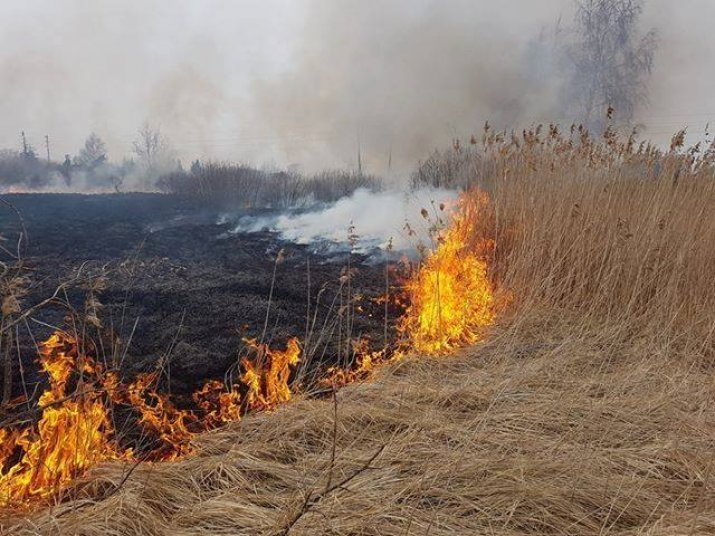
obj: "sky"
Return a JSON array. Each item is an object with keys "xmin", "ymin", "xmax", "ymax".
[{"xmin": 0, "ymin": 0, "xmax": 713, "ymax": 174}]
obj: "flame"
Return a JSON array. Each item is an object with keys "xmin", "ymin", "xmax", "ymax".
[
  {"xmin": 125, "ymin": 373, "xmax": 196, "ymax": 460},
  {"xmin": 399, "ymin": 191, "xmax": 495, "ymax": 355},
  {"xmin": 0, "ymin": 333, "xmax": 295, "ymax": 506},
  {"xmin": 241, "ymin": 337, "xmax": 301, "ymax": 410},
  {"xmin": 0, "ymin": 190, "xmax": 497, "ymax": 508},
  {"xmin": 193, "ymin": 380, "xmax": 242, "ymax": 427},
  {"xmin": 0, "ymin": 333, "xmax": 122, "ymax": 505},
  {"xmin": 322, "ymin": 338, "xmax": 399, "ymax": 388}
]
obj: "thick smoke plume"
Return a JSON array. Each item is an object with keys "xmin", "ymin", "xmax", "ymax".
[{"xmin": 249, "ymin": 0, "xmax": 572, "ymax": 174}]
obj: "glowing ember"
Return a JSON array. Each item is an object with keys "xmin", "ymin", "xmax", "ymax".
[{"xmin": 399, "ymin": 191, "xmax": 495, "ymax": 355}]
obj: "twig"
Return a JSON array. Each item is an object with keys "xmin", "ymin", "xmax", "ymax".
[
  {"xmin": 326, "ymin": 387, "xmax": 338, "ymax": 490},
  {"xmin": 279, "ymin": 444, "xmax": 386, "ymax": 535}
]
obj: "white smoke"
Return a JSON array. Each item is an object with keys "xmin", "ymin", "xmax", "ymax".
[{"xmin": 227, "ymin": 187, "xmax": 458, "ymax": 256}]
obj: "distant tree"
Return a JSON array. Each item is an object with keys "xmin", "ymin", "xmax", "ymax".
[
  {"xmin": 565, "ymin": 0, "xmax": 656, "ymax": 130},
  {"xmin": 108, "ymin": 158, "xmax": 137, "ymax": 193},
  {"xmin": 132, "ymin": 123, "xmax": 175, "ymax": 187},
  {"xmin": 75, "ymin": 133, "xmax": 107, "ymax": 170},
  {"xmin": 190, "ymin": 159, "xmax": 203, "ymax": 175},
  {"xmin": 60, "ymin": 154, "xmax": 73, "ymax": 186}
]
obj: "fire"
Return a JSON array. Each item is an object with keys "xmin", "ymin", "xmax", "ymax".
[
  {"xmin": 193, "ymin": 380, "xmax": 242, "ymax": 427},
  {"xmin": 0, "ymin": 334, "xmax": 300, "ymax": 506},
  {"xmin": 399, "ymin": 191, "xmax": 495, "ymax": 354},
  {"xmin": 241, "ymin": 337, "xmax": 301, "ymax": 410},
  {"xmin": 0, "ymin": 333, "xmax": 122, "ymax": 505},
  {"xmin": 125, "ymin": 373, "xmax": 196, "ymax": 460},
  {"xmin": 322, "ymin": 338, "xmax": 403, "ymax": 388},
  {"xmin": 0, "ymin": 190, "xmax": 497, "ymax": 508}
]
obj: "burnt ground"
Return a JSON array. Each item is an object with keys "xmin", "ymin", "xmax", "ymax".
[{"xmin": 0, "ymin": 193, "xmax": 398, "ymax": 399}]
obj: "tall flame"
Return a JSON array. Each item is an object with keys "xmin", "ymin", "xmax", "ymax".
[
  {"xmin": 241, "ymin": 337, "xmax": 301, "ymax": 410},
  {"xmin": 0, "ymin": 333, "xmax": 122, "ymax": 505},
  {"xmin": 399, "ymin": 191, "xmax": 495, "ymax": 354}
]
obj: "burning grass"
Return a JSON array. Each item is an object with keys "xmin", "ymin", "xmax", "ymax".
[
  {"xmin": 0, "ymin": 334, "xmax": 302, "ymax": 505},
  {"xmin": 2, "ymin": 123, "xmax": 715, "ymax": 534},
  {"xmin": 398, "ymin": 191, "xmax": 495, "ymax": 354},
  {"xmin": 3, "ymin": 314, "xmax": 714, "ymax": 535}
]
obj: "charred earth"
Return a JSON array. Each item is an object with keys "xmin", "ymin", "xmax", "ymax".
[{"xmin": 0, "ymin": 193, "xmax": 396, "ymax": 400}]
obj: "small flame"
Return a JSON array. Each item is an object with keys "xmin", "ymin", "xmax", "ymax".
[
  {"xmin": 193, "ymin": 380, "xmax": 242, "ymax": 427},
  {"xmin": 125, "ymin": 373, "xmax": 196, "ymax": 460},
  {"xmin": 241, "ymin": 337, "xmax": 301, "ymax": 410}
]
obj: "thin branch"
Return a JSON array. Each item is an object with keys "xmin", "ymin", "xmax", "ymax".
[{"xmin": 279, "ymin": 444, "xmax": 386, "ymax": 535}]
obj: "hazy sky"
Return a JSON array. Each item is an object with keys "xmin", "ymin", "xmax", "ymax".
[{"xmin": 0, "ymin": 0, "xmax": 713, "ymax": 172}]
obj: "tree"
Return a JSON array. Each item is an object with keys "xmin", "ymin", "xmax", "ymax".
[
  {"xmin": 190, "ymin": 159, "xmax": 203, "ymax": 175},
  {"xmin": 132, "ymin": 123, "xmax": 176, "ymax": 188},
  {"xmin": 565, "ymin": 0, "xmax": 656, "ymax": 131},
  {"xmin": 75, "ymin": 133, "xmax": 107, "ymax": 170}
]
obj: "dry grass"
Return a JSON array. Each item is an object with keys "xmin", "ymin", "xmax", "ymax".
[
  {"xmin": 3, "ymin": 313, "xmax": 714, "ymax": 535},
  {"xmin": 470, "ymin": 124, "xmax": 715, "ymax": 352},
  {"xmin": 3, "ymin": 125, "xmax": 715, "ymax": 534}
]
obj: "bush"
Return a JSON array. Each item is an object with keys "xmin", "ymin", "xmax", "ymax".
[{"xmin": 157, "ymin": 163, "xmax": 382, "ymax": 208}]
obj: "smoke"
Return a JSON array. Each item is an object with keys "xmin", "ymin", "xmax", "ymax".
[
  {"xmin": 0, "ymin": 0, "xmax": 714, "ymax": 181},
  {"xmin": 227, "ymin": 187, "xmax": 458, "ymax": 256},
  {"xmin": 248, "ymin": 0, "xmax": 572, "ymax": 174}
]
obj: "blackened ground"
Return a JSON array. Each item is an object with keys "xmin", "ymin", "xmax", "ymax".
[{"xmin": 0, "ymin": 193, "xmax": 399, "ymax": 398}]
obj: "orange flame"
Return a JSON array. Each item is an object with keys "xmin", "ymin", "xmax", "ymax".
[
  {"xmin": 0, "ymin": 333, "xmax": 122, "ymax": 505},
  {"xmin": 399, "ymin": 191, "xmax": 495, "ymax": 354},
  {"xmin": 241, "ymin": 337, "xmax": 301, "ymax": 410},
  {"xmin": 0, "ymin": 334, "xmax": 297, "ymax": 506},
  {"xmin": 193, "ymin": 380, "xmax": 242, "ymax": 427},
  {"xmin": 125, "ymin": 373, "xmax": 196, "ymax": 460},
  {"xmin": 321, "ymin": 338, "xmax": 402, "ymax": 388},
  {"xmin": 0, "ymin": 190, "xmax": 497, "ymax": 508}
]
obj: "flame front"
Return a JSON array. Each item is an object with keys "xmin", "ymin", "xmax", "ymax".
[
  {"xmin": 0, "ymin": 190, "xmax": 497, "ymax": 508},
  {"xmin": 399, "ymin": 191, "xmax": 495, "ymax": 355},
  {"xmin": 0, "ymin": 334, "xmax": 301, "ymax": 506},
  {"xmin": 241, "ymin": 337, "xmax": 301, "ymax": 410}
]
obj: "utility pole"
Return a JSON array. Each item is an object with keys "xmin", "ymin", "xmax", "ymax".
[
  {"xmin": 20, "ymin": 131, "xmax": 28, "ymax": 155},
  {"xmin": 357, "ymin": 132, "xmax": 363, "ymax": 175},
  {"xmin": 45, "ymin": 135, "xmax": 51, "ymax": 162}
]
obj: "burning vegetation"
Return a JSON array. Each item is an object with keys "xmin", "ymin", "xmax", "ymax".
[
  {"xmin": 399, "ymin": 192, "xmax": 495, "ymax": 354},
  {"xmin": 0, "ymin": 332, "xmax": 306, "ymax": 504},
  {"xmin": 0, "ymin": 189, "xmax": 498, "ymax": 508}
]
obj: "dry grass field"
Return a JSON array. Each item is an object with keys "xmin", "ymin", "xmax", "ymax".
[{"xmin": 3, "ymin": 125, "xmax": 715, "ymax": 535}]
